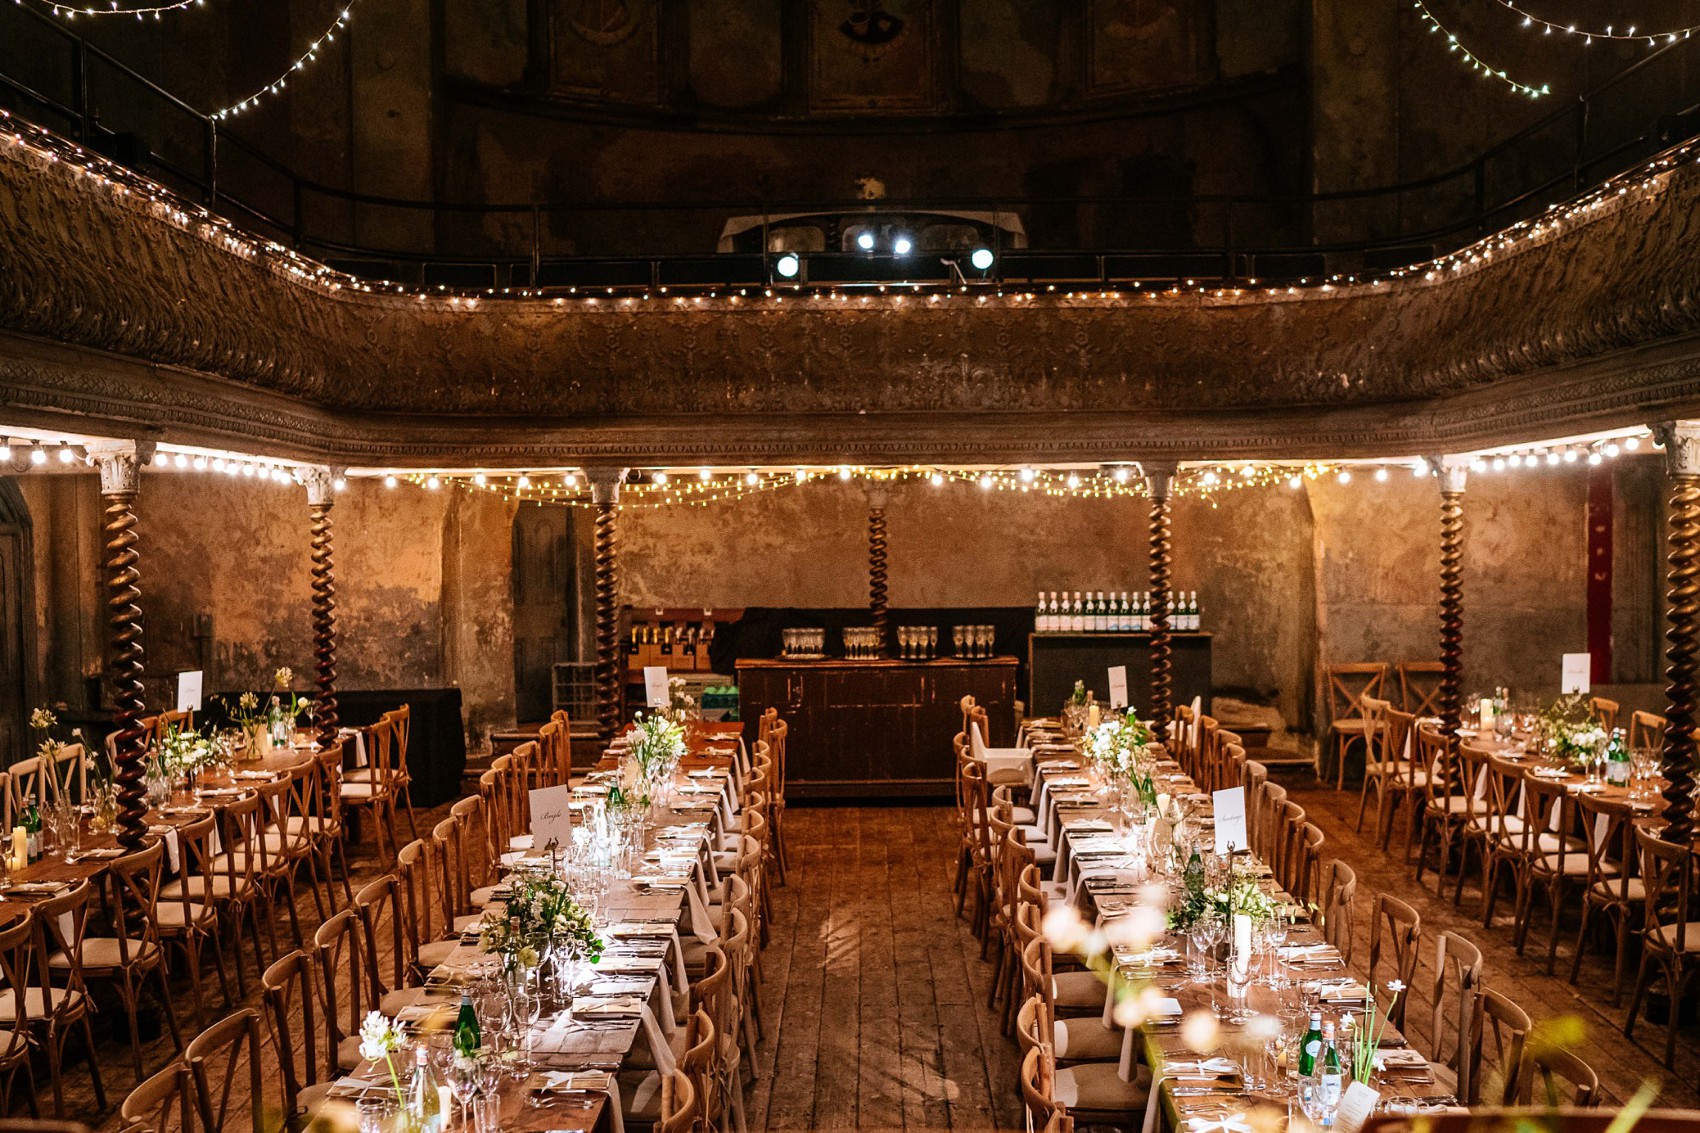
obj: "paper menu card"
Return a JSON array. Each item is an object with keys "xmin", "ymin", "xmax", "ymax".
[
  {"xmin": 1335, "ymin": 1081, "xmax": 1381, "ymax": 1133},
  {"xmin": 644, "ymin": 666, "xmax": 670, "ymax": 708},
  {"xmin": 176, "ymin": 670, "xmax": 204, "ymax": 713},
  {"xmin": 1107, "ymin": 666, "xmax": 1129, "ymax": 710},
  {"xmin": 529, "ymin": 784, "xmax": 575, "ymax": 853},
  {"xmin": 1212, "ymin": 786, "xmax": 1248, "ymax": 855},
  {"xmin": 1562, "ymin": 653, "xmax": 1591, "ymax": 695}
]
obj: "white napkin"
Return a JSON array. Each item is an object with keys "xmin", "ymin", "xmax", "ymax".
[{"xmin": 532, "ymin": 1071, "xmax": 623, "ymax": 1133}]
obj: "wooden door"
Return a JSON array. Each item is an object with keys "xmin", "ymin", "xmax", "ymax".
[
  {"xmin": 511, "ymin": 506, "xmax": 575, "ymax": 724},
  {"xmin": 0, "ymin": 482, "xmax": 33, "ymax": 765}
]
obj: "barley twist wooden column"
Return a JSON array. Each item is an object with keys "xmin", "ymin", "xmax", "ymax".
[
  {"xmin": 1434, "ymin": 456, "xmax": 1469, "ymax": 750},
  {"xmin": 866, "ymin": 485, "xmax": 890, "ymax": 656},
  {"xmin": 88, "ymin": 440, "xmax": 151, "ymax": 849},
  {"xmin": 304, "ymin": 467, "xmax": 340, "ymax": 748},
  {"xmin": 1652, "ymin": 422, "xmax": 1700, "ymax": 840},
  {"xmin": 588, "ymin": 468, "xmax": 629, "ymax": 742},
  {"xmin": 1143, "ymin": 461, "xmax": 1178, "ymax": 747}
]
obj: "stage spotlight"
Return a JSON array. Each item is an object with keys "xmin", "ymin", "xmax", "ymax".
[
  {"xmin": 970, "ymin": 247, "xmax": 995, "ymax": 271},
  {"xmin": 775, "ymin": 253, "xmax": 800, "ymax": 278},
  {"xmin": 893, "ymin": 235, "xmax": 912, "ymax": 255}
]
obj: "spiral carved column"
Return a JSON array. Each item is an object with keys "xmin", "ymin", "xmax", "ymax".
[
  {"xmin": 1144, "ymin": 462, "xmax": 1177, "ymax": 748},
  {"xmin": 588, "ymin": 469, "xmax": 628, "ymax": 742},
  {"xmin": 89, "ymin": 442, "xmax": 150, "ymax": 849},
  {"xmin": 1653, "ymin": 423, "xmax": 1700, "ymax": 841},
  {"xmin": 1436, "ymin": 457, "xmax": 1469, "ymax": 750},
  {"xmin": 305, "ymin": 468, "xmax": 340, "ymax": 748},
  {"xmin": 866, "ymin": 486, "xmax": 889, "ymax": 657}
]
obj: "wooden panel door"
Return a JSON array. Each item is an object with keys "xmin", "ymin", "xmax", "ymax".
[{"xmin": 511, "ymin": 506, "xmax": 575, "ymax": 724}]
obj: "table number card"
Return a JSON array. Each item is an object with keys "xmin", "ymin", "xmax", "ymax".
[
  {"xmin": 1213, "ymin": 786, "xmax": 1248, "ymax": 855},
  {"xmin": 176, "ymin": 670, "xmax": 203, "ymax": 713},
  {"xmin": 1561, "ymin": 653, "xmax": 1591, "ymax": 694},
  {"xmin": 529, "ymin": 784, "xmax": 575, "ymax": 853},
  {"xmin": 1107, "ymin": 665, "xmax": 1129, "ymax": 710},
  {"xmin": 643, "ymin": 666, "xmax": 670, "ymax": 708}
]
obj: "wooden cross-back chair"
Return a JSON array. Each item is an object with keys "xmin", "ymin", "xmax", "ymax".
[
  {"xmin": 1630, "ymin": 709, "xmax": 1667, "ymax": 757},
  {"xmin": 185, "ymin": 1007, "xmax": 265, "ymax": 1133},
  {"xmin": 1397, "ymin": 661, "xmax": 1444, "ymax": 717},
  {"xmin": 341, "ymin": 716, "xmax": 399, "ymax": 859},
  {"xmin": 1325, "ymin": 662, "xmax": 1387, "ymax": 789},
  {"xmin": 385, "ymin": 704, "xmax": 422, "ymax": 843},
  {"xmin": 1588, "ymin": 696, "xmax": 1621, "ymax": 733},
  {"xmin": 1624, "ymin": 828, "xmax": 1700, "ymax": 1067}
]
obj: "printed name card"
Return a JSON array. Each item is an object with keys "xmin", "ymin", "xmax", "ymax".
[
  {"xmin": 176, "ymin": 670, "xmax": 204, "ymax": 713},
  {"xmin": 1107, "ymin": 665, "xmax": 1129, "ymax": 710},
  {"xmin": 529, "ymin": 784, "xmax": 575, "ymax": 853},
  {"xmin": 1334, "ymin": 1081, "xmax": 1382, "ymax": 1133},
  {"xmin": 643, "ymin": 666, "xmax": 670, "ymax": 708},
  {"xmin": 1561, "ymin": 653, "xmax": 1591, "ymax": 694},
  {"xmin": 1213, "ymin": 786, "xmax": 1248, "ymax": 855}
]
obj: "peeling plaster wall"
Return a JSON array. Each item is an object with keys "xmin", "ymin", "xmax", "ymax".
[
  {"xmin": 1307, "ymin": 468, "xmax": 1592, "ymax": 725},
  {"xmin": 16, "ymin": 475, "xmax": 517, "ymax": 750}
]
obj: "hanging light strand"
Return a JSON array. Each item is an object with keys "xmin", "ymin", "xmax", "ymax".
[
  {"xmin": 1412, "ymin": 0, "xmax": 1550, "ymax": 97},
  {"xmin": 1495, "ymin": 0, "xmax": 1697, "ymax": 45},
  {"xmin": 34, "ymin": 0, "xmax": 204, "ymax": 18},
  {"xmin": 211, "ymin": 2, "xmax": 355, "ymax": 120}
]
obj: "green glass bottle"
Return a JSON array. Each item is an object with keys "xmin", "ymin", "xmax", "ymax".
[
  {"xmin": 1320, "ymin": 1019, "xmax": 1343, "ymax": 1117},
  {"xmin": 453, "ymin": 988, "xmax": 481, "ymax": 1057},
  {"xmin": 23, "ymin": 804, "xmax": 40, "ymax": 863},
  {"xmin": 1297, "ymin": 1009, "xmax": 1324, "ymax": 1077}
]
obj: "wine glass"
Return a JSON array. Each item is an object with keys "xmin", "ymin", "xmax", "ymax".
[
  {"xmin": 1192, "ymin": 913, "xmax": 1225, "ymax": 980},
  {"xmin": 952, "ymin": 625, "xmax": 966, "ymax": 657},
  {"xmin": 1265, "ymin": 907, "xmax": 1291, "ymax": 988}
]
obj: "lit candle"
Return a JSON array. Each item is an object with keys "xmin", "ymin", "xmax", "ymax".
[
  {"xmin": 10, "ymin": 827, "xmax": 25, "ymax": 872},
  {"xmin": 1088, "ymin": 703, "xmax": 1101, "ymax": 728}
]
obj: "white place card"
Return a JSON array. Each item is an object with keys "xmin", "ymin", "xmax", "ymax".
[
  {"xmin": 1213, "ymin": 786, "xmax": 1248, "ymax": 855},
  {"xmin": 1335, "ymin": 1081, "xmax": 1382, "ymax": 1133},
  {"xmin": 643, "ymin": 666, "xmax": 670, "ymax": 708},
  {"xmin": 1107, "ymin": 665, "xmax": 1129, "ymax": 710},
  {"xmin": 1562, "ymin": 653, "xmax": 1591, "ymax": 694},
  {"xmin": 176, "ymin": 670, "xmax": 203, "ymax": 713},
  {"xmin": 528, "ymin": 784, "xmax": 575, "ymax": 854}
]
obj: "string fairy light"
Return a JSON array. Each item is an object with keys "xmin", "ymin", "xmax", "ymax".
[
  {"xmin": 212, "ymin": 2, "xmax": 355, "ymax": 120},
  {"xmin": 34, "ymin": 0, "xmax": 205, "ymax": 18},
  {"xmin": 1494, "ymin": 0, "xmax": 1698, "ymax": 45},
  {"xmin": 1412, "ymin": 0, "xmax": 1550, "ymax": 97}
]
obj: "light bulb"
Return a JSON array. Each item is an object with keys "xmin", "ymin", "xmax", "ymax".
[
  {"xmin": 979, "ymin": 475, "xmax": 993, "ymax": 490},
  {"xmin": 653, "ymin": 471, "xmax": 668, "ymax": 485},
  {"xmin": 893, "ymin": 236, "xmax": 912, "ymax": 255},
  {"xmin": 383, "ymin": 475, "xmax": 397, "ymax": 488},
  {"xmin": 930, "ymin": 472, "xmax": 945, "ymax": 486},
  {"xmin": 473, "ymin": 473, "xmax": 486, "ymax": 486},
  {"xmin": 193, "ymin": 456, "xmax": 207, "ymax": 470},
  {"xmin": 1066, "ymin": 473, "xmax": 1081, "ymax": 489},
  {"xmin": 698, "ymin": 468, "xmax": 712, "ymax": 482},
  {"xmin": 1019, "ymin": 468, "xmax": 1035, "ymax": 483},
  {"xmin": 173, "ymin": 453, "xmax": 188, "ymax": 469},
  {"xmin": 1626, "ymin": 436, "xmax": 1642, "ymax": 451},
  {"xmin": 28, "ymin": 448, "xmax": 46, "ymax": 465},
  {"xmin": 970, "ymin": 247, "xmax": 995, "ymax": 271},
  {"xmin": 745, "ymin": 472, "xmax": 759, "ymax": 486},
  {"xmin": 1374, "ymin": 467, "xmax": 1389, "ymax": 481},
  {"xmin": 1288, "ymin": 475, "xmax": 1303, "ymax": 490},
  {"xmin": 856, "ymin": 232, "xmax": 875, "ymax": 251},
  {"xmin": 1338, "ymin": 470, "xmax": 1352, "ymax": 484},
  {"xmin": 333, "ymin": 477, "xmax": 347, "ymax": 491},
  {"xmin": 517, "ymin": 475, "xmax": 532, "ymax": 489},
  {"xmin": 426, "ymin": 476, "xmax": 440, "ymax": 490},
  {"xmin": 1112, "ymin": 467, "xmax": 1130, "ymax": 483},
  {"xmin": 57, "ymin": 446, "xmax": 75, "ymax": 464}
]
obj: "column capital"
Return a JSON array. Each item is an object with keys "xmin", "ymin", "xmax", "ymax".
[
  {"xmin": 864, "ymin": 483, "xmax": 889, "ymax": 510},
  {"xmin": 84, "ymin": 440, "xmax": 154, "ymax": 495},
  {"xmin": 1652, "ymin": 420, "xmax": 1700, "ymax": 476},
  {"xmin": 302, "ymin": 465, "xmax": 343, "ymax": 507},
  {"xmin": 1427, "ymin": 454, "xmax": 1469, "ymax": 494},
  {"xmin": 585, "ymin": 466, "xmax": 629, "ymax": 506},
  {"xmin": 1140, "ymin": 460, "xmax": 1179, "ymax": 500}
]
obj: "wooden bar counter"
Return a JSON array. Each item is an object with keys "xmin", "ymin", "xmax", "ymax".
[{"xmin": 736, "ymin": 656, "xmax": 1017, "ymax": 800}]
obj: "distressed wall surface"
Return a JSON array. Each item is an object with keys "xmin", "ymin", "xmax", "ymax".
[{"xmin": 15, "ymin": 474, "xmax": 517, "ymax": 748}]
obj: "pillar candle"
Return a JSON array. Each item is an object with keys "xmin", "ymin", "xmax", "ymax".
[
  {"xmin": 10, "ymin": 827, "xmax": 25, "ymax": 872},
  {"xmin": 1088, "ymin": 704, "xmax": 1101, "ymax": 728}
]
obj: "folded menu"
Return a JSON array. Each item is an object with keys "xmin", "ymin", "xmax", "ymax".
[
  {"xmin": 2, "ymin": 882, "xmax": 67, "ymax": 896},
  {"xmin": 327, "ymin": 1076, "xmax": 391, "ymax": 1099},
  {"xmin": 574, "ymin": 996, "xmax": 644, "ymax": 1018},
  {"xmin": 607, "ymin": 921, "xmax": 677, "ymax": 938},
  {"xmin": 530, "ymin": 1070, "xmax": 612, "ymax": 1094},
  {"xmin": 1321, "ymin": 983, "xmax": 1371, "ymax": 1001}
]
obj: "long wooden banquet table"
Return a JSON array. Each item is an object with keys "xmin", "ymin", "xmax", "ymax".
[
  {"xmin": 1454, "ymin": 725, "xmax": 1686, "ymax": 839},
  {"xmin": 1021, "ymin": 720, "xmax": 1458, "ymax": 1130},
  {"xmin": 0, "ymin": 740, "xmax": 335, "ymax": 925},
  {"xmin": 324, "ymin": 723, "xmax": 747, "ymax": 1133}
]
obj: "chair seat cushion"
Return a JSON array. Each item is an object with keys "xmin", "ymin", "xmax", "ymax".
[
  {"xmin": 1591, "ymin": 877, "xmax": 1646, "ymax": 903},
  {"xmin": 1012, "ymin": 806, "xmax": 1038, "ymax": 826},
  {"xmin": 454, "ymin": 913, "xmax": 483, "ymax": 933},
  {"xmin": 153, "ymin": 901, "xmax": 217, "ymax": 929},
  {"xmin": 337, "ymin": 1034, "xmax": 363, "ymax": 1072},
  {"xmin": 1427, "ymin": 795, "xmax": 1473, "ymax": 815},
  {"xmin": 340, "ymin": 782, "xmax": 379, "ymax": 799},
  {"xmin": 343, "ymin": 767, "xmax": 378, "ymax": 783},
  {"xmin": 1332, "ymin": 720, "xmax": 1372, "ymax": 736},
  {"xmin": 1651, "ymin": 921, "xmax": 1700, "ymax": 951},
  {"xmin": 470, "ymin": 885, "xmax": 500, "ymax": 906},
  {"xmin": 1052, "ymin": 969, "xmax": 1107, "ymax": 1012},
  {"xmin": 163, "ymin": 874, "xmax": 251, "ymax": 901},
  {"xmin": 51, "ymin": 938, "xmax": 158, "ymax": 971},
  {"xmin": 1052, "ymin": 1017, "xmax": 1123, "ymax": 1062},
  {"xmin": 1533, "ymin": 853, "xmax": 1606, "ymax": 876},
  {"xmin": 0, "ymin": 986, "xmax": 86, "ymax": 1021},
  {"xmin": 1053, "ymin": 1060, "xmax": 1151, "ymax": 1113}
]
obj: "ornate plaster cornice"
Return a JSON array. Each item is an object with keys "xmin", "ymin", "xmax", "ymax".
[{"xmin": 8, "ymin": 129, "xmax": 1700, "ymax": 462}]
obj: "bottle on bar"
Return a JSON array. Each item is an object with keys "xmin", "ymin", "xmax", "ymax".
[
  {"xmin": 1091, "ymin": 591, "xmax": 1105, "ymax": 632},
  {"xmin": 1135, "ymin": 592, "xmax": 1149, "ymax": 632},
  {"xmin": 1048, "ymin": 591, "xmax": 1060, "ymax": 631},
  {"xmin": 1036, "ymin": 591, "xmax": 1048, "ymax": 633},
  {"xmin": 1069, "ymin": 592, "xmax": 1084, "ymax": 632}
]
